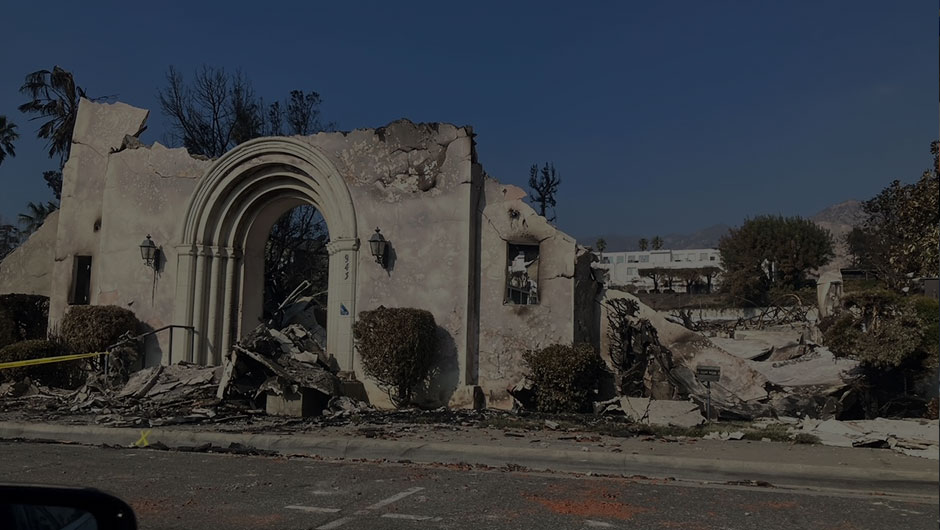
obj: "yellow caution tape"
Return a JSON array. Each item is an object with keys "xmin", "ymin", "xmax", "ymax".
[{"xmin": 0, "ymin": 350, "xmax": 108, "ymax": 370}]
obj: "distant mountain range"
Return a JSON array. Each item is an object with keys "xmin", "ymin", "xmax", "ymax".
[
  {"xmin": 810, "ymin": 199, "xmax": 865, "ymax": 269},
  {"xmin": 582, "ymin": 200, "xmax": 866, "ymax": 260}
]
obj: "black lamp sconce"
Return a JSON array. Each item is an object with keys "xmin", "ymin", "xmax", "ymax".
[
  {"xmin": 140, "ymin": 234, "xmax": 160, "ymax": 269},
  {"xmin": 368, "ymin": 227, "xmax": 389, "ymax": 269}
]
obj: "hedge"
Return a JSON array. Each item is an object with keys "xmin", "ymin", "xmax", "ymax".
[
  {"xmin": 522, "ymin": 343, "xmax": 606, "ymax": 413},
  {"xmin": 60, "ymin": 305, "xmax": 141, "ymax": 354},
  {"xmin": 0, "ymin": 339, "xmax": 83, "ymax": 389},
  {"xmin": 353, "ymin": 306, "xmax": 438, "ymax": 407},
  {"xmin": 0, "ymin": 294, "xmax": 49, "ymax": 349}
]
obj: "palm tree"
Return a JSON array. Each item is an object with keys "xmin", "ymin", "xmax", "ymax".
[
  {"xmin": 18, "ymin": 201, "xmax": 57, "ymax": 235},
  {"xmin": 18, "ymin": 66, "xmax": 88, "ymax": 166},
  {"xmin": 638, "ymin": 238, "xmax": 648, "ymax": 251},
  {"xmin": 651, "ymin": 235, "xmax": 664, "ymax": 250},
  {"xmin": 0, "ymin": 115, "xmax": 17, "ymax": 166},
  {"xmin": 595, "ymin": 238, "xmax": 607, "ymax": 262}
]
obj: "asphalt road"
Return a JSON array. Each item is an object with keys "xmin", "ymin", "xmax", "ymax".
[{"xmin": 2, "ymin": 441, "xmax": 936, "ymax": 530}]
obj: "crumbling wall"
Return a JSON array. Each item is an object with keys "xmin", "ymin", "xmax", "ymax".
[
  {"xmin": 476, "ymin": 180, "xmax": 577, "ymax": 408},
  {"xmin": 0, "ymin": 210, "xmax": 59, "ymax": 296},
  {"xmin": 573, "ymin": 248, "xmax": 601, "ymax": 349},
  {"xmin": 600, "ymin": 289, "xmax": 770, "ymax": 410},
  {"xmin": 25, "ymin": 100, "xmax": 581, "ymax": 410},
  {"xmin": 48, "ymin": 100, "xmax": 150, "ymax": 327},
  {"xmin": 298, "ymin": 120, "xmax": 478, "ymax": 408},
  {"xmin": 95, "ymin": 142, "xmax": 210, "ymax": 365}
]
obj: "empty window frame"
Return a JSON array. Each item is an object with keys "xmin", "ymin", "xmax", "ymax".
[
  {"xmin": 506, "ymin": 243, "xmax": 540, "ymax": 305},
  {"xmin": 69, "ymin": 255, "xmax": 92, "ymax": 305}
]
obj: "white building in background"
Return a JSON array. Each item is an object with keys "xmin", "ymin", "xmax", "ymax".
[{"xmin": 596, "ymin": 248, "xmax": 722, "ymax": 293}]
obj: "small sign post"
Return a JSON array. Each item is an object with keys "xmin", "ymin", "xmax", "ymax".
[{"xmin": 695, "ymin": 365, "xmax": 721, "ymax": 422}]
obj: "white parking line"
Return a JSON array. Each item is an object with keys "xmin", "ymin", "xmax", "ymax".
[
  {"xmin": 316, "ymin": 516, "xmax": 355, "ymax": 530},
  {"xmin": 365, "ymin": 487, "xmax": 425, "ymax": 510},
  {"xmin": 382, "ymin": 513, "xmax": 442, "ymax": 521},
  {"xmin": 311, "ymin": 487, "xmax": 427, "ymax": 529},
  {"xmin": 285, "ymin": 506, "xmax": 341, "ymax": 513},
  {"xmin": 584, "ymin": 521, "xmax": 614, "ymax": 528}
]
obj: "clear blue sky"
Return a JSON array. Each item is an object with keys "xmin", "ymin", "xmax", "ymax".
[{"xmin": 0, "ymin": 1, "xmax": 935, "ymax": 238}]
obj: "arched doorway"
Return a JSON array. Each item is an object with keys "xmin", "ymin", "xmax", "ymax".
[{"xmin": 171, "ymin": 137, "xmax": 359, "ymax": 373}]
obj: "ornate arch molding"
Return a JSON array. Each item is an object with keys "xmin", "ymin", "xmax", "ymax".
[{"xmin": 172, "ymin": 137, "xmax": 359, "ymax": 368}]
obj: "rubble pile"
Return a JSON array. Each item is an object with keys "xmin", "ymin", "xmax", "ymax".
[
  {"xmin": 670, "ymin": 303, "xmax": 814, "ymax": 337},
  {"xmin": 595, "ymin": 396, "xmax": 705, "ymax": 429},
  {"xmin": 0, "ymin": 362, "xmax": 225, "ymax": 427},
  {"xmin": 0, "ymin": 322, "xmax": 365, "ymax": 427},
  {"xmin": 509, "ymin": 291, "xmax": 860, "ymax": 423},
  {"xmin": 790, "ymin": 417, "xmax": 939, "ymax": 459},
  {"xmin": 217, "ymin": 323, "xmax": 345, "ymax": 415},
  {"xmin": 644, "ymin": 293, "xmax": 862, "ymax": 420},
  {"xmin": 544, "ymin": 291, "xmax": 866, "ymax": 425}
]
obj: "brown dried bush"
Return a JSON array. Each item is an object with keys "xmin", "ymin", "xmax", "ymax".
[
  {"xmin": 522, "ymin": 343, "xmax": 605, "ymax": 413},
  {"xmin": 0, "ymin": 294, "xmax": 49, "ymax": 349},
  {"xmin": 61, "ymin": 305, "xmax": 141, "ymax": 354},
  {"xmin": 353, "ymin": 306, "xmax": 438, "ymax": 407},
  {"xmin": 0, "ymin": 338, "xmax": 84, "ymax": 388}
]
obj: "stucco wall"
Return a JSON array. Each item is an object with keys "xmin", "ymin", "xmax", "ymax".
[
  {"xmin": 0, "ymin": 210, "xmax": 60, "ymax": 296},
  {"xmin": 95, "ymin": 143, "xmax": 210, "ymax": 365},
  {"xmin": 48, "ymin": 99, "xmax": 150, "ymax": 327},
  {"xmin": 15, "ymin": 98, "xmax": 583, "ymax": 410},
  {"xmin": 298, "ymin": 121, "xmax": 476, "ymax": 407},
  {"xmin": 476, "ymin": 179, "xmax": 578, "ymax": 408}
]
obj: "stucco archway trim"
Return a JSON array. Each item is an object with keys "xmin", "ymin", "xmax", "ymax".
[{"xmin": 172, "ymin": 137, "xmax": 359, "ymax": 369}]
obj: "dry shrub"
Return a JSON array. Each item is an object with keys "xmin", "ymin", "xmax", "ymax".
[
  {"xmin": 353, "ymin": 306, "xmax": 438, "ymax": 407},
  {"xmin": 0, "ymin": 294, "xmax": 49, "ymax": 349},
  {"xmin": 522, "ymin": 343, "xmax": 605, "ymax": 413},
  {"xmin": 0, "ymin": 338, "xmax": 84, "ymax": 388},
  {"xmin": 61, "ymin": 305, "xmax": 141, "ymax": 354}
]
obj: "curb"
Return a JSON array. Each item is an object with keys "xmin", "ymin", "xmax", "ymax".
[{"xmin": 1, "ymin": 421, "xmax": 936, "ymax": 496}]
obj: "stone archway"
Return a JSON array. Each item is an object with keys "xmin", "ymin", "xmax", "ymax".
[{"xmin": 171, "ymin": 137, "xmax": 358, "ymax": 372}]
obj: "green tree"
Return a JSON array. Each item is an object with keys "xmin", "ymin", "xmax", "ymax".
[
  {"xmin": 18, "ymin": 67, "xmax": 92, "ymax": 166},
  {"xmin": 637, "ymin": 238, "xmax": 648, "ymax": 251},
  {"xmin": 822, "ymin": 290, "xmax": 938, "ymax": 417},
  {"xmin": 0, "ymin": 116, "xmax": 18, "ymax": 166},
  {"xmin": 650, "ymin": 236, "xmax": 663, "ymax": 250},
  {"xmin": 18, "ymin": 201, "xmax": 57, "ymax": 236},
  {"xmin": 718, "ymin": 215, "xmax": 834, "ymax": 304},
  {"xmin": 639, "ymin": 266, "xmax": 668, "ymax": 292},
  {"xmin": 0, "ymin": 223, "xmax": 21, "ymax": 260},
  {"xmin": 848, "ymin": 142, "xmax": 939, "ymax": 290},
  {"xmin": 595, "ymin": 238, "xmax": 607, "ymax": 258},
  {"xmin": 675, "ymin": 268, "xmax": 703, "ymax": 293},
  {"xmin": 42, "ymin": 170, "xmax": 62, "ymax": 202},
  {"xmin": 528, "ymin": 162, "xmax": 561, "ymax": 222}
]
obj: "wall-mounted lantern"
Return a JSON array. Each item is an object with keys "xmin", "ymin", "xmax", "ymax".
[
  {"xmin": 140, "ymin": 234, "xmax": 159, "ymax": 268},
  {"xmin": 368, "ymin": 227, "xmax": 389, "ymax": 268}
]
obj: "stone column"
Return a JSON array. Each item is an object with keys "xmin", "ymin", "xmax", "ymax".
[
  {"xmin": 190, "ymin": 246, "xmax": 209, "ymax": 363},
  {"xmin": 171, "ymin": 245, "xmax": 197, "ymax": 365},
  {"xmin": 205, "ymin": 246, "xmax": 225, "ymax": 365},
  {"xmin": 326, "ymin": 237, "xmax": 359, "ymax": 376},
  {"xmin": 220, "ymin": 247, "xmax": 239, "ymax": 361}
]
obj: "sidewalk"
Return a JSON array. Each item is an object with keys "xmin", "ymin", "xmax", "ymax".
[{"xmin": 1, "ymin": 419, "xmax": 936, "ymax": 499}]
